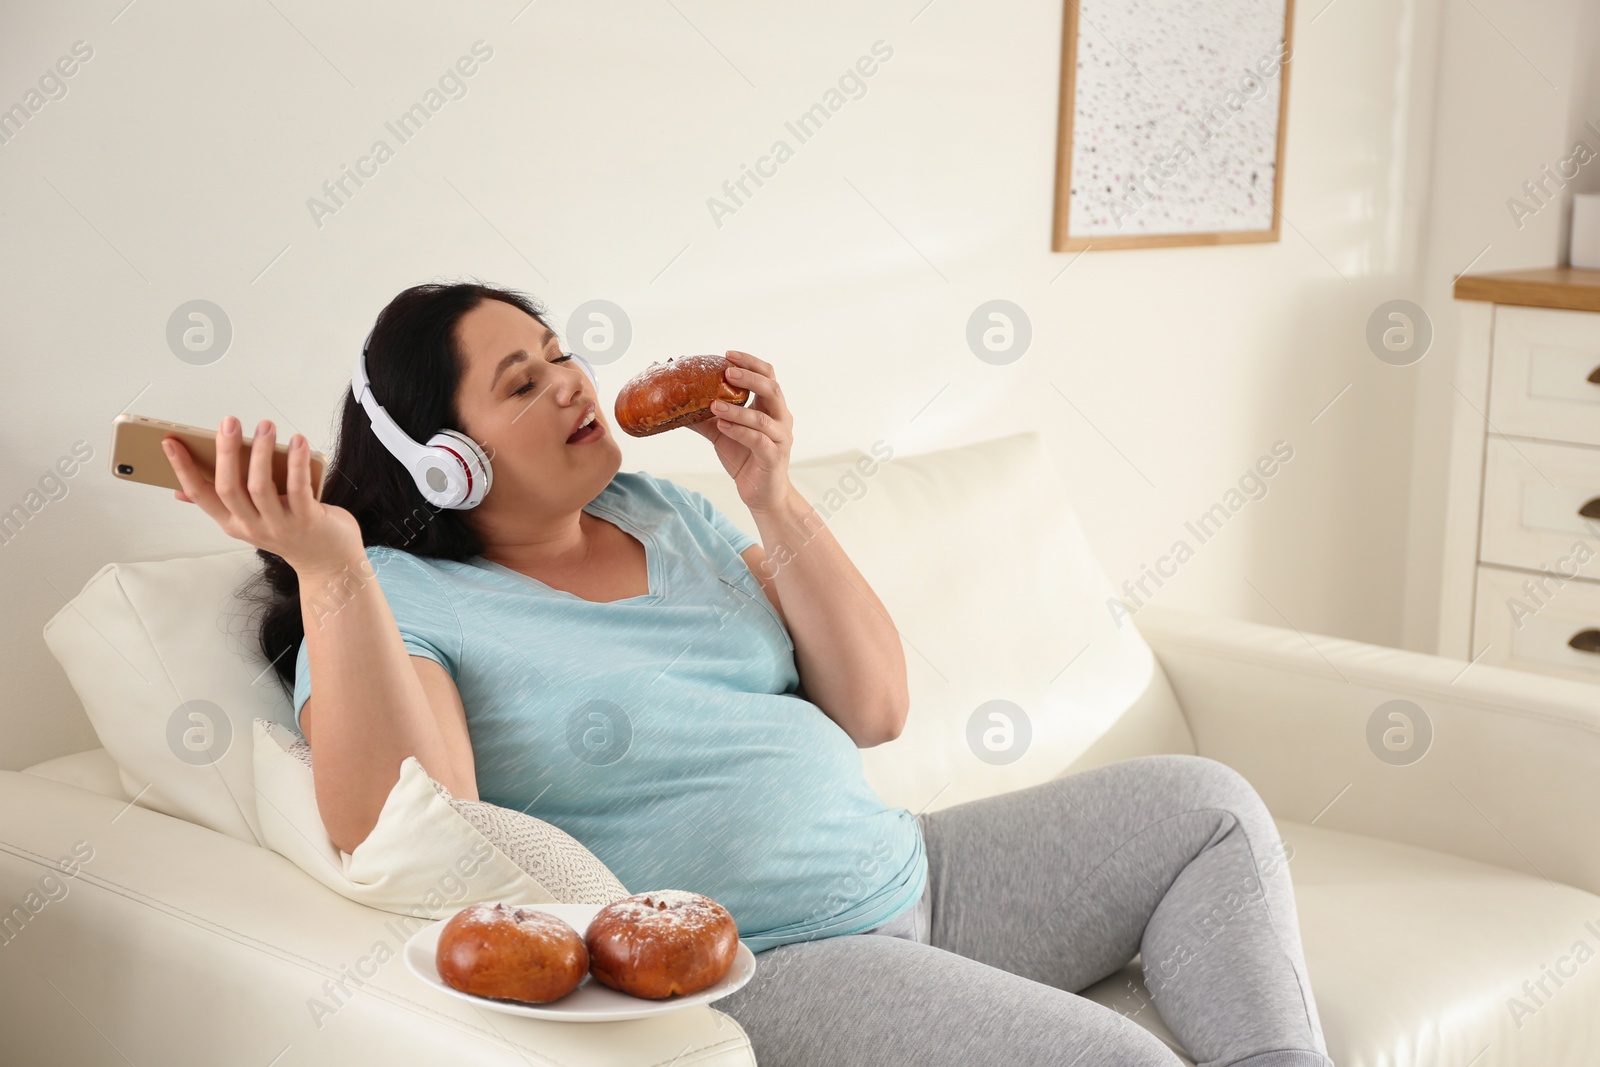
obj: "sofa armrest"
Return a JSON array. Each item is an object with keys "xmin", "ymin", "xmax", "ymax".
[
  {"xmin": 1133, "ymin": 604, "xmax": 1600, "ymax": 897},
  {"xmin": 0, "ymin": 771, "xmax": 754, "ymax": 1067}
]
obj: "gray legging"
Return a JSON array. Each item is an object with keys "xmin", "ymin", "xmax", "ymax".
[{"xmin": 716, "ymin": 754, "xmax": 1331, "ymax": 1067}]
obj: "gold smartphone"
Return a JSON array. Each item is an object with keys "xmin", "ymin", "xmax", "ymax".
[{"xmin": 111, "ymin": 413, "xmax": 329, "ymax": 501}]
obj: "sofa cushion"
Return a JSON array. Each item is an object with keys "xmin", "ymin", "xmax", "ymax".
[
  {"xmin": 663, "ymin": 431, "xmax": 1190, "ymax": 814},
  {"xmin": 1077, "ymin": 820, "xmax": 1600, "ymax": 1067},
  {"xmin": 253, "ymin": 719, "xmax": 629, "ymax": 916},
  {"xmin": 22, "ymin": 747, "xmax": 128, "ymax": 802},
  {"xmin": 41, "ymin": 551, "xmax": 281, "ymax": 844}
]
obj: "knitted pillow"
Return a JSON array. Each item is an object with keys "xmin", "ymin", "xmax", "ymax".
[{"xmin": 252, "ymin": 718, "xmax": 627, "ymax": 917}]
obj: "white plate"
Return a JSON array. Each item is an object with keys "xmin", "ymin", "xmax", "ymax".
[{"xmin": 402, "ymin": 902, "xmax": 757, "ymax": 1022}]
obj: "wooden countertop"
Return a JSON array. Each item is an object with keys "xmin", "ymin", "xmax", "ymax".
[{"xmin": 1453, "ymin": 267, "xmax": 1600, "ymax": 313}]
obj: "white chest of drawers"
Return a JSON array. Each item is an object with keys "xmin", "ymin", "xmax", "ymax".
[{"xmin": 1445, "ymin": 269, "xmax": 1600, "ymax": 686}]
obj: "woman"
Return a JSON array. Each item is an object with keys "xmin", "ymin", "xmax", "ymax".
[{"xmin": 165, "ymin": 282, "xmax": 1330, "ymax": 1067}]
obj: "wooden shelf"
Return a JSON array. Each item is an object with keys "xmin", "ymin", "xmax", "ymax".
[{"xmin": 1453, "ymin": 267, "xmax": 1600, "ymax": 313}]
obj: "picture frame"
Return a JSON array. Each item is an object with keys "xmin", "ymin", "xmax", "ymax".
[{"xmin": 1051, "ymin": 0, "xmax": 1296, "ymax": 252}]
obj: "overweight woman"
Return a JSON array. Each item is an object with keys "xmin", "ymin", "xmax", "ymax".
[{"xmin": 165, "ymin": 282, "xmax": 1330, "ymax": 1067}]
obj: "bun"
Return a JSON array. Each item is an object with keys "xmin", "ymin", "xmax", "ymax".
[
  {"xmin": 614, "ymin": 355, "xmax": 751, "ymax": 437},
  {"xmin": 435, "ymin": 902, "xmax": 588, "ymax": 1004},
  {"xmin": 584, "ymin": 890, "xmax": 739, "ymax": 999}
]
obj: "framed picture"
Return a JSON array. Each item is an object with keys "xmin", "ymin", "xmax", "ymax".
[{"xmin": 1051, "ymin": 0, "xmax": 1295, "ymax": 252}]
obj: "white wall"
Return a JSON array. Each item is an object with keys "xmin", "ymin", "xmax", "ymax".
[
  {"xmin": 2, "ymin": 0, "xmax": 1448, "ymax": 770},
  {"xmin": 1402, "ymin": 0, "xmax": 1599, "ymax": 654}
]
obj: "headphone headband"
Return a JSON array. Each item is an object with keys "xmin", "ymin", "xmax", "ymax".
[{"xmin": 353, "ymin": 329, "xmax": 432, "ymax": 472}]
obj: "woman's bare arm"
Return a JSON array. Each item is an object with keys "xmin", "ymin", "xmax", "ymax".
[
  {"xmin": 297, "ymin": 552, "xmax": 478, "ymax": 853},
  {"xmin": 682, "ymin": 349, "xmax": 908, "ymax": 748},
  {"xmin": 742, "ymin": 490, "xmax": 909, "ymax": 747},
  {"xmin": 160, "ymin": 417, "xmax": 476, "ymax": 852}
]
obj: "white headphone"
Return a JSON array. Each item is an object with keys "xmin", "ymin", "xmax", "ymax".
[{"xmin": 352, "ymin": 326, "xmax": 598, "ymax": 511}]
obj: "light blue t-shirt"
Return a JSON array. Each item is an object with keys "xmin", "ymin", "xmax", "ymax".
[{"xmin": 292, "ymin": 469, "xmax": 927, "ymax": 952}]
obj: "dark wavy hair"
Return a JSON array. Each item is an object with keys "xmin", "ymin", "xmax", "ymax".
[{"xmin": 243, "ymin": 280, "xmax": 556, "ymax": 699}]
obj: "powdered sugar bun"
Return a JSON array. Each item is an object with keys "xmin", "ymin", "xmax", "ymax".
[
  {"xmin": 435, "ymin": 901, "xmax": 588, "ymax": 1004},
  {"xmin": 584, "ymin": 890, "xmax": 739, "ymax": 999},
  {"xmin": 613, "ymin": 355, "xmax": 751, "ymax": 437}
]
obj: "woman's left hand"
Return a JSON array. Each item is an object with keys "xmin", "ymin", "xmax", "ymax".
[{"xmin": 687, "ymin": 350, "xmax": 794, "ymax": 515}]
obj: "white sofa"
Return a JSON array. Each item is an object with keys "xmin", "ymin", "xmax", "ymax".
[{"xmin": 5, "ymin": 430, "xmax": 1599, "ymax": 1065}]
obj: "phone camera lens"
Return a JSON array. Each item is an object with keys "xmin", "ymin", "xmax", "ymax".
[{"xmin": 116, "ymin": 464, "xmax": 134, "ymax": 475}]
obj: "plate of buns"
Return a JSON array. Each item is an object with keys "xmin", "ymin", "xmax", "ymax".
[{"xmin": 403, "ymin": 889, "xmax": 757, "ymax": 1021}]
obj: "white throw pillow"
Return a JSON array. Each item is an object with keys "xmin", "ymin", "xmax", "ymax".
[
  {"xmin": 252, "ymin": 719, "xmax": 628, "ymax": 916},
  {"xmin": 42, "ymin": 550, "xmax": 283, "ymax": 845}
]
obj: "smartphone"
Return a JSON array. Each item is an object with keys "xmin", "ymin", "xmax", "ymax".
[{"xmin": 111, "ymin": 413, "xmax": 329, "ymax": 501}]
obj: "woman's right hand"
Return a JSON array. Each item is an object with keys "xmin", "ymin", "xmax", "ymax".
[{"xmin": 164, "ymin": 416, "xmax": 364, "ymax": 576}]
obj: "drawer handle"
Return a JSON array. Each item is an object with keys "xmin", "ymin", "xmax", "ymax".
[
  {"xmin": 1590, "ymin": 365, "xmax": 1600, "ymax": 384},
  {"xmin": 1570, "ymin": 630, "xmax": 1600, "ymax": 655},
  {"xmin": 1582, "ymin": 497, "xmax": 1600, "ymax": 519}
]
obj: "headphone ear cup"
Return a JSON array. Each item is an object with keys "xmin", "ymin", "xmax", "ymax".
[{"xmin": 422, "ymin": 429, "xmax": 494, "ymax": 510}]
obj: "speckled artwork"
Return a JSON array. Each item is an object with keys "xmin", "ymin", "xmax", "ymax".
[{"xmin": 1061, "ymin": 0, "xmax": 1291, "ymax": 243}]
